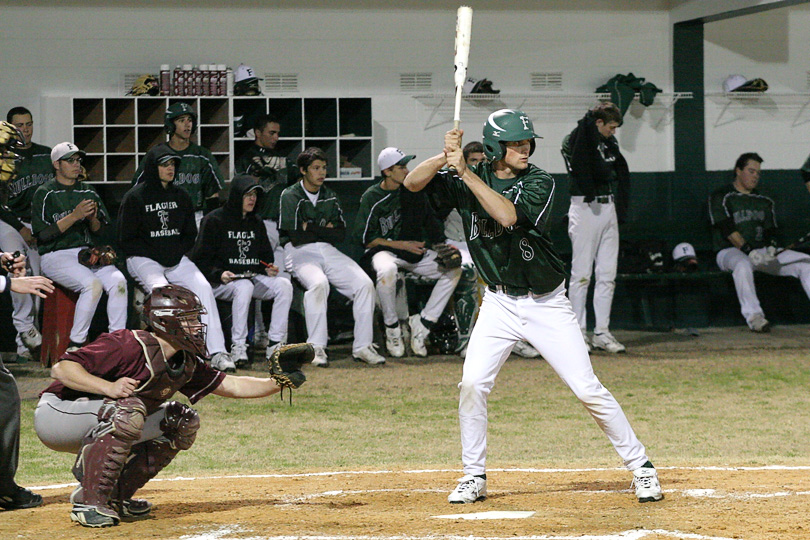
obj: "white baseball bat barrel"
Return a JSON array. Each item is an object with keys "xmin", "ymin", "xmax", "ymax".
[{"xmin": 453, "ymin": 6, "xmax": 473, "ymax": 129}]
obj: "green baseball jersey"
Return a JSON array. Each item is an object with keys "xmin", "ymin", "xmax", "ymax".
[
  {"xmin": 353, "ymin": 183, "xmax": 402, "ymax": 246},
  {"xmin": 234, "ymin": 145, "xmax": 296, "ymax": 221},
  {"xmin": 31, "ymin": 178, "xmax": 110, "ymax": 255},
  {"xmin": 278, "ymin": 181, "xmax": 346, "ymax": 245},
  {"xmin": 5, "ymin": 142, "xmax": 54, "ymax": 221},
  {"xmin": 709, "ymin": 183, "xmax": 777, "ymax": 251},
  {"xmin": 427, "ymin": 163, "xmax": 565, "ymax": 295},
  {"xmin": 133, "ymin": 142, "xmax": 224, "ymax": 211}
]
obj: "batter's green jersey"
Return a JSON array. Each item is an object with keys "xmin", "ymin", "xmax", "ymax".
[
  {"xmin": 278, "ymin": 181, "xmax": 346, "ymax": 245},
  {"xmin": 31, "ymin": 178, "xmax": 110, "ymax": 255},
  {"xmin": 709, "ymin": 183, "xmax": 777, "ymax": 251},
  {"xmin": 133, "ymin": 143, "xmax": 224, "ymax": 212},
  {"xmin": 234, "ymin": 144, "xmax": 296, "ymax": 221},
  {"xmin": 353, "ymin": 183, "xmax": 402, "ymax": 246},
  {"xmin": 5, "ymin": 142, "xmax": 54, "ymax": 221},
  {"xmin": 427, "ymin": 163, "xmax": 566, "ymax": 295}
]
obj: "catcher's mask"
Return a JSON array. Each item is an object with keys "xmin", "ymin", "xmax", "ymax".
[{"xmin": 144, "ymin": 285, "xmax": 208, "ymax": 358}]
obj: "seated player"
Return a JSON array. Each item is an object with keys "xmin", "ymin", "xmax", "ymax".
[
  {"xmin": 354, "ymin": 147, "xmax": 461, "ymax": 358},
  {"xmin": 34, "ymin": 285, "xmax": 311, "ymax": 528},
  {"xmin": 118, "ymin": 144, "xmax": 233, "ymax": 371},
  {"xmin": 190, "ymin": 175, "xmax": 293, "ymax": 366},
  {"xmin": 31, "ymin": 142, "xmax": 128, "ymax": 351},
  {"xmin": 279, "ymin": 147, "xmax": 385, "ymax": 367}
]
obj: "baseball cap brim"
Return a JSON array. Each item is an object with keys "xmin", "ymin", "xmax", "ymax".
[
  {"xmin": 57, "ymin": 149, "xmax": 86, "ymax": 161},
  {"xmin": 157, "ymin": 154, "xmax": 181, "ymax": 165},
  {"xmin": 396, "ymin": 155, "xmax": 415, "ymax": 167}
]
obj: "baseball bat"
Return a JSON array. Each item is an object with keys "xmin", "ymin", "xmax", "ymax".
[
  {"xmin": 453, "ymin": 6, "xmax": 473, "ymax": 130},
  {"xmin": 776, "ymin": 230, "xmax": 810, "ymax": 254}
]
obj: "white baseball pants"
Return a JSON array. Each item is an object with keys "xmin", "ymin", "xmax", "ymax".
[
  {"xmin": 126, "ymin": 255, "xmax": 227, "ymax": 356},
  {"xmin": 286, "ymin": 242, "xmax": 375, "ymax": 352},
  {"xmin": 568, "ymin": 198, "xmax": 619, "ymax": 333},
  {"xmin": 213, "ymin": 274, "xmax": 293, "ymax": 345},
  {"xmin": 0, "ymin": 220, "xmax": 41, "ymax": 354},
  {"xmin": 371, "ymin": 249, "xmax": 461, "ymax": 327},
  {"xmin": 716, "ymin": 247, "xmax": 810, "ymax": 324},
  {"xmin": 254, "ymin": 219, "xmax": 291, "ymax": 336},
  {"xmin": 458, "ymin": 283, "xmax": 649, "ymax": 476},
  {"xmin": 40, "ymin": 247, "xmax": 128, "ymax": 343}
]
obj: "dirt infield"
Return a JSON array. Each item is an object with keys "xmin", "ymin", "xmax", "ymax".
[{"xmin": 3, "ymin": 466, "xmax": 808, "ymax": 540}]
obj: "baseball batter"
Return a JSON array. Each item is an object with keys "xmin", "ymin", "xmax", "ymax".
[
  {"xmin": 119, "ymin": 144, "xmax": 233, "ymax": 371},
  {"xmin": 353, "ymin": 147, "xmax": 461, "ymax": 358},
  {"xmin": 1, "ymin": 111, "xmax": 50, "ymax": 359},
  {"xmin": 279, "ymin": 147, "xmax": 385, "ymax": 366},
  {"xmin": 404, "ymin": 109, "xmax": 662, "ymax": 505},
  {"xmin": 132, "ymin": 102, "xmax": 224, "ymax": 225},
  {"xmin": 709, "ymin": 152, "xmax": 810, "ymax": 332},
  {"xmin": 31, "ymin": 142, "xmax": 128, "ymax": 350},
  {"xmin": 34, "ymin": 285, "xmax": 309, "ymax": 528}
]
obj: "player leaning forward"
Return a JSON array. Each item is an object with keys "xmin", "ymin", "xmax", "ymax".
[
  {"xmin": 404, "ymin": 109, "xmax": 663, "ymax": 504},
  {"xmin": 34, "ymin": 284, "xmax": 311, "ymax": 528}
]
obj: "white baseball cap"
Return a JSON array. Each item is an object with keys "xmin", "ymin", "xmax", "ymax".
[
  {"xmin": 234, "ymin": 64, "xmax": 261, "ymax": 83},
  {"xmin": 723, "ymin": 74, "xmax": 748, "ymax": 93},
  {"xmin": 672, "ymin": 242, "xmax": 697, "ymax": 262},
  {"xmin": 378, "ymin": 147, "xmax": 415, "ymax": 172},
  {"xmin": 51, "ymin": 142, "xmax": 86, "ymax": 162}
]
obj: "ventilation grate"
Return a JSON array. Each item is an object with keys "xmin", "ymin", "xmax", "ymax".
[
  {"xmin": 264, "ymin": 73, "xmax": 299, "ymax": 93},
  {"xmin": 400, "ymin": 72, "xmax": 433, "ymax": 92},
  {"xmin": 531, "ymin": 72, "xmax": 563, "ymax": 91}
]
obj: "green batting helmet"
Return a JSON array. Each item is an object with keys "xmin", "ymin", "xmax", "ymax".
[
  {"xmin": 164, "ymin": 102, "xmax": 198, "ymax": 136},
  {"xmin": 481, "ymin": 109, "xmax": 541, "ymax": 161}
]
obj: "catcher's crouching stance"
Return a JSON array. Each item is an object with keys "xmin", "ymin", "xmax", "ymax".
[{"xmin": 34, "ymin": 284, "xmax": 312, "ymax": 528}]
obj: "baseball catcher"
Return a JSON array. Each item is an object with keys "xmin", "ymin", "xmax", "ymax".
[{"xmin": 34, "ymin": 284, "xmax": 310, "ymax": 528}]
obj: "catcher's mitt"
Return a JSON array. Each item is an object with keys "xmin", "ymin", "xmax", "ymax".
[
  {"xmin": 268, "ymin": 343, "xmax": 313, "ymax": 403},
  {"xmin": 78, "ymin": 245, "xmax": 118, "ymax": 269},
  {"xmin": 433, "ymin": 243, "xmax": 462, "ymax": 270}
]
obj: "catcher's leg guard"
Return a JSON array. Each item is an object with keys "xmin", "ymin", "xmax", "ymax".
[
  {"xmin": 453, "ymin": 265, "xmax": 480, "ymax": 352},
  {"xmin": 113, "ymin": 402, "xmax": 200, "ymax": 506},
  {"xmin": 70, "ymin": 397, "xmax": 146, "ymax": 528}
]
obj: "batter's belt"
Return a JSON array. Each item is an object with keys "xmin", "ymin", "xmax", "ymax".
[{"xmin": 488, "ymin": 284, "xmax": 545, "ymax": 300}]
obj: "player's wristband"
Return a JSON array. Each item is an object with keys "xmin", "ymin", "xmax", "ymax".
[{"xmin": 739, "ymin": 243, "xmax": 753, "ymax": 255}]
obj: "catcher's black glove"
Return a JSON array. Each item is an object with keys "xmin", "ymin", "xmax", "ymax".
[
  {"xmin": 433, "ymin": 243, "xmax": 462, "ymax": 270},
  {"xmin": 268, "ymin": 343, "xmax": 313, "ymax": 403},
  {"xmin": 78, "ymin": 245, "xmax": 118, "ymax": 269}
]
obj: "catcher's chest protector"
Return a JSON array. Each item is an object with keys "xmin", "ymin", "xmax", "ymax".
[{"xmin": 131, "ymin": 330, "xmax": 196, "ymax": 414}]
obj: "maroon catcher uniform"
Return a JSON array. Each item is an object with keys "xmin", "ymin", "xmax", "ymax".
[{"xmin": 34, "ymin": 285, "xmax": 311, "ymax": 528}]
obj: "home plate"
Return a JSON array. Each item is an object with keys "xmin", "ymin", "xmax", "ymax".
[{"xmin": 433, "ymin": 510, "xmax": 536, "ymax": 520}]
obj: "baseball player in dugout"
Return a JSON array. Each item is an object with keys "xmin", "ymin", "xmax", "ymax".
[
  {"xmin": 31, "ymin": 142, "xmax": 128, "ymax": 352},
  {"xmin": 1, "ymin": 241, "xmax": 54, "ymax": 510},
  {"xmin": 132, "ymin": 102, "xmax": 225, "ymax": 226},
  {"xmin": 353, "ymin": 147, "xmax": 462, "ymax": 358},
  {"xmin": 118, "ymin": 144, "xmax": 234, "ymax": 372},
  {"xmin": 33, "ymin": 284, "xmax": 311, "ymax": 528},
  {"xmin": 439, "ymin": 140, "xmax": 541, "ymax": 359},
  {"xmin": 562, "ymin": 102, "xmax": 629, "ymax": 353},
  {"xmin": 190, "ymin": 174, "xmax": 294, "ymax": 366},
  {"xmin": 404, "ymin": 109, "xmax": 663, "ymax": 505},
  {"xmin": 279, "ymin": 147, "xmax": 385, "ymax": 367},
  {"xmin": 1, "ymin": 113, "xmax": 51, "ymax": 361},
  {"xmin": 710, "ymin": 152, "xmax": 810, "ymax": 332}
]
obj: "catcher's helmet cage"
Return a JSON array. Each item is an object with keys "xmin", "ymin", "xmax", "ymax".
[
  {"xmin": 481, "ymin": 109, "xmax": 541, "ymax": 161},
  {"xmin": 164, "ymin": 102, "xmax": 198, "ymax": 136},
  {"xmin": 144, "ymin": 285, "xmax": 209, "ymax": 358}
]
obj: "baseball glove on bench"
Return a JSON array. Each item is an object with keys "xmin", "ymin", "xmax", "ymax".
[{"xmin": 268, "ymin": 343, "xmax": 313, "ymax": 403}]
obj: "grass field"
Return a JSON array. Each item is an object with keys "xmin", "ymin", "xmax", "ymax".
[{"xmin": 11, "ymin": 325, "xmax": 810, "ymax": 489}]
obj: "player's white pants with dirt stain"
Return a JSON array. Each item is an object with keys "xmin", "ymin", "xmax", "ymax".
[
  {"xmin": 35, "ymin": 393, "xmax": 170, "ymax": 454},
  {"xmin": 371, "ymin": 249, "xmax": 462, "ymax": 327},
  {"xmin": 213, "ymin": 274, "xmax": 293, "ymax": 346},
  {"xmin": 126, "ymin": 255, "xmax": 227, "ymax": 355},
  {"xmin": 567, "ymin": 198, "xmax": 619, "ymax": 334},
  {"xmin": 0, "ymin": 220, "xmax": 41, "ymax": 355},
  {"xmin": 40, "ymin": 247, "xmax": 128, "ymax": 344},
  {"xmin": 717, "ymin": 247, "xmax": 810, "ymax": 325},
  {"xmin": 285, "ymin": 241, "xmax": 375, "ymax": 352},
  {"xmin": 458, "ymin": 282, "xmax": 649, "ymax": 476}
]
